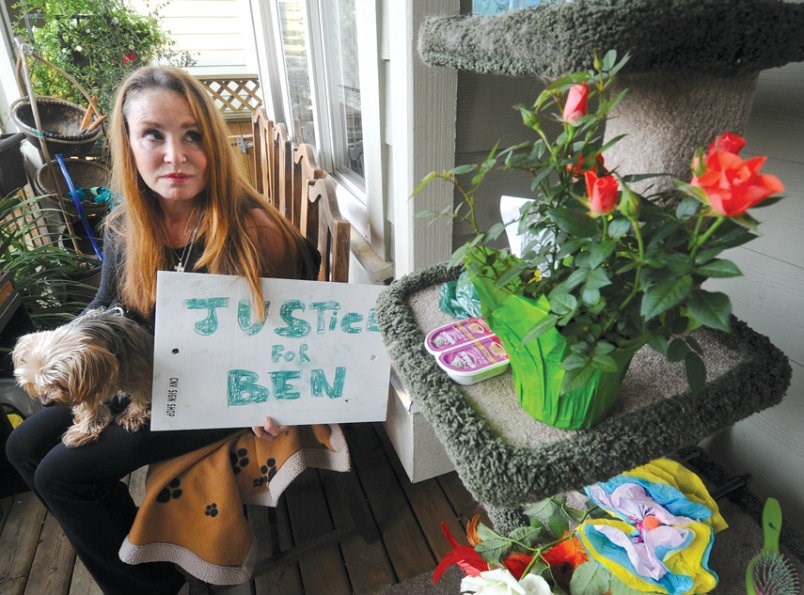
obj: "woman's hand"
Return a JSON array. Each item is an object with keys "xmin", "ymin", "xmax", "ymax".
[{"xmin": 252, "ymin": 416, "xmax": 289, "ymax": 441}]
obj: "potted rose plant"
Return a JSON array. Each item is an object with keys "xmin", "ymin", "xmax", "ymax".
[{"xmin": 419, "ymin": 51, "xmax": 784, "ymax": 429}]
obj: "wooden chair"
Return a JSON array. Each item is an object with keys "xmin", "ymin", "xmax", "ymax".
[
  {"xmin": 291, "ymin": 143, "xmax": 325, "ymax": 233},
  {"xmin": 250, "ymin": 107, "xmax": 270, "ymax": 198},
  {"xmin": 306, "ymin": 176, "xmax": 350, "ymax": 284}
]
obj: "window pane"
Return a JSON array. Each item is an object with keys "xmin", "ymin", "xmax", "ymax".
[
  {"xmin": 276, "ymin": 0, "xmax": 316, "ymax": 145},
  {"xmin": 324, "ymin": 0, "xmax": 364, "ymax": 184}
]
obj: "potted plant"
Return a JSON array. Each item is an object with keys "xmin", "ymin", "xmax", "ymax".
[
  {"xmin": 13, "ymin": 0, "xmax": 195, "ymax": 117},
  {"xmin": 1, "ymin": 190, "xmax": 98, "ymax": 331},
  {"xmin": 419, "ymin": 51, "xmax": 785, "ymax": 430}
]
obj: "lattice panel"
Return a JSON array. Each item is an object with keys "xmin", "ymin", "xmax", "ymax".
[{"xmin": 197, "ymin": 75, "xmax": 263, "ymax": 118}]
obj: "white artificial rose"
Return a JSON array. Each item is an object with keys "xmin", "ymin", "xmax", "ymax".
[{"xmin": 460, "ymin": 569, "xmax": 553, "ymax": 595}]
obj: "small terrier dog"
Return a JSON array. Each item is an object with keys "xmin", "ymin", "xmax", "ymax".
[{"xmin": 12, "ymin": 307, "xmax": 154, "ymax": 447}]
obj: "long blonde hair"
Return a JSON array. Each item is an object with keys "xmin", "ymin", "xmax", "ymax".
[{"xmin": 106, "ymin": 65, "xmax": 307, "ymax": 317}]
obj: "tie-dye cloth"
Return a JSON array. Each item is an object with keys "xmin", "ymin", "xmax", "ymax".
[
  {"xmin": 119, "ymin": 424, "xmax": 350, "ymax": 585},
  {"xmin": 576, "ymin": 458, "xmax": 728, "ymax": 595}
]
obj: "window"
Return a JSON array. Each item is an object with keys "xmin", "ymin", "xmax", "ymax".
[{"xmin": 261, "ymin": 0, "xmax": 365, "ymax": 192}]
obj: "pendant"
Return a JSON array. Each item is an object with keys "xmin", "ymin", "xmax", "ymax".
[{"xmin": 174, "ymin": 262, "xmax": 185, "ymax": 273}]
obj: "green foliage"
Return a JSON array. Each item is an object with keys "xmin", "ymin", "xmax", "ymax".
[
  {"xmin": 14, "ymin": 0, "xmax": 195, "ymax": 115},
  {"xmin": 420, "ymin": 50, "xmax": 767, "ymax": 394},
  {"xmin": 1, "ymin": 191, "xmax": 98, "ymax": 330}
]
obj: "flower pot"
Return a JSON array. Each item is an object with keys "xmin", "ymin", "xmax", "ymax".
[
  {"xmin": 470, "ymin": 273, "xmax": 645, "ymax": 430},
  {"xmin": 10, "ymin": 96, "xmax": 101, "ymax": 158},
  {"xmin": 34, "ymin": 158, "xmax": 111, "ymax": 219},
  {"xmin": 0, "ymin": 132, "xmax": 27, "ymax": 195}
]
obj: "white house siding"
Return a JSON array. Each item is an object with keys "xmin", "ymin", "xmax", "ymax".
[
  {"xmin": 130, "ymin": 0, "xmax": 258, "ymax": 75},
  {"xmin": 702, "ymin": 59, "xmax": 804, "ymax": 529}
]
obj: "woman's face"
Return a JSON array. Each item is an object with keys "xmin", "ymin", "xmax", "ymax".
[{"xmin": 125, "ymin": 88, "xmax": 209, "ymax": 206}]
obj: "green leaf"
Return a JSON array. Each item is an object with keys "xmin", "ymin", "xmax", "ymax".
[
  {"xmin": 685, "ymin": 351, "xmax": 707, "ymax": 394},
  {"xmin": 508, "ymin": 526, "xmax": 544, "ymax": 547},
  {"xmin": 687, "ymin": 289, "xmax": 732, "ymax": 332},
  {"xmin": 607, "ymin": 218, "xmax": 631, "ymax": 239},
  {"xmin": 587, "ymin": 240, "xmax": 615, "ymax": 269},
  {"xmin": 411, "ymin": 170, "xmax": 439, "ymax": 196},
  {"xmin": 667, "ymin": 339, "xmax": 690, "ymax": 362},
  {"xmin": 562, "ymin": 353, "xmax": 590, "ymax": 371},
  {"xmin": 609, "ymin": 574, "xmax": 645, "ymax": 595},
  {"xmin": 523, "ymin": 499, "xmax": 558, "ymax": 520},
  {"xmin": 582, "ymin": 287, "xmax": 601, "ymax": 306},
  {"xmin": 547, "ymin": 511, "xmax": 570, "ymax": 539},
  {"xmin": 450, "ymin": 164, "xmax": 478, "ymax": 176},
  {"xmin": 550, "ymin": 291, "xmax": 578, "ymax": 316},
  {"xmin": 592, "ymin": 353, "xmax": 619, "ymax": 372},
  {"xmin": 640, "ymin": 275, "xmax": 693, "ymax": 320},
  {"xmin": 695, "ymin": 258, "xmax": 742, "ymax": 278},
  {"xmin": 475, "ymin": 536, "xmax": 511, "ymax": 564},
  {"xmin": 570, "ymin": 561, "xmax": 611, "ymax": 595},
  {"xmin": 675, "ymin": 196, "xmax": 700, "ymax": 220},
  {"xmin": 548, "ymin": 207, "xmax": 599, "ymax": 238},
  {"xmin": 584, "ymin": 268, "xmax": 612, "ymax": 290}
]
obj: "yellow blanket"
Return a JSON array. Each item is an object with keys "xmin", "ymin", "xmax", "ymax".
[{"xmin": 119, "ymin": 424, "xmax": 350, "ymax": 585}]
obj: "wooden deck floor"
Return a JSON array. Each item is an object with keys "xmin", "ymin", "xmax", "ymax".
[{"xmin": 0, "ymin": 422, "xmax": 486, "ymax": 595}]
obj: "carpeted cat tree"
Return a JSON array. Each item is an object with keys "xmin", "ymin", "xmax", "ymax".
[{"xmin": 418, "ymin": 0, "xmax": 804, "ymax": 188}]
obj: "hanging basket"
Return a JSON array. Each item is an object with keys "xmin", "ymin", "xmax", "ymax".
[
  {"xmin": 34, "ymin": 158, "xmax": 111, "ymax": 218},
  {"xmin": 10, "ymin": 96, "xmax": 101, "ymax": 158}
]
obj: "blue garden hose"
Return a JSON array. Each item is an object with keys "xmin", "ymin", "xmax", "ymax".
[{"xmin": 55, "ymin": 153, "xmax": 103, "ymax": 261}]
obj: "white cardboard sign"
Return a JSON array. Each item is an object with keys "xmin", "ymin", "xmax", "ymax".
[{"xmin": 150, "ymin": 271, "xmax": 390, "ymax": 430}]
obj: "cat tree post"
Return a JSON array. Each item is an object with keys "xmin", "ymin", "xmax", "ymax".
[{"xmin": 418, "ymin": 0, "xmax": 804, "ymax": 190}]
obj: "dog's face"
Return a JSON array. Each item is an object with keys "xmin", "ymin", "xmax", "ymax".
[{"xmin": 12, "ymin": 326, "xmax": 119, "ymax": 407}]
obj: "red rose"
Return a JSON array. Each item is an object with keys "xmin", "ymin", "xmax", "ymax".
[
  {"xmin": 584, "ymin": 170, "xmax": 619, "ymax": 215},
  {"xmin": 563, "ymin": 83, "xmax": 589, "ymax": 126},
  {"xmin": 691, "ymin": 150, "xmax": 784, "ymax": 217},
  {"xmin": 708, "ymin": 132, "xmax": 746, "ymax": 157}
]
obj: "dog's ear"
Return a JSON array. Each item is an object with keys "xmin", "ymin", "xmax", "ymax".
[
  {"xmin": 67, "ymin": 344, "xmax": 120, "ymax": 405},
  {"xmin": 11, "ymin": 333, "xmax": 37, "ymax": 369}
]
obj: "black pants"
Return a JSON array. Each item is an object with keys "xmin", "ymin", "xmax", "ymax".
[{"xmin": 6, "ymin": 405, "xmax": 235, "ymax": 595}]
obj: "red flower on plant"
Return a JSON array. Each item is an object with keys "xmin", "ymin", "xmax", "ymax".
[
  {"xmin": 584, "ymin": 170, "xmax": 619, "ymax": 215},
  {"xmin": 690, "ymin": 149, "xmax": 784, "ymax": 217},
  {"xmin": 707, "ymin": 131, "xmax": 746, "ymax": 157},
  {"xmin": 122, "ymin": 53, "xmax": 138, "ymax": 64},
  {"xmin": 568, "ymin": 152, "xmax": 606, "ymax": 180},
  {"xmin": 563, "ymin": 83, "xmax": 589, "ymax": 126}
]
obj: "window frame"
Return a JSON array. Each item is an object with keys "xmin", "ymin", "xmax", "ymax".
[{"xmin": 250, "ymin": 0, "xmax": 386, "ymax": 258}]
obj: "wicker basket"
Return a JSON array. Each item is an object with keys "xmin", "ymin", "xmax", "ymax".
[
  {"xmin": 10, "ymin": 96, "xmax": 101, "ymax": 158},
  {"xmin": 34, "ymin": 158, "xmax": 111, "ymax": 218}
]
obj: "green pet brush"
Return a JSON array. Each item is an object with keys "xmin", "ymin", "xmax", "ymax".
[{"xmin": 746, "ymin": 497, "xmax": 801, "ymax": 595}]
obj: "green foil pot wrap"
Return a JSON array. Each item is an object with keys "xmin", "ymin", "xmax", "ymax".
[{"xmin": 469, "ymin": 270, "xmax": 644, "ymax": 430}]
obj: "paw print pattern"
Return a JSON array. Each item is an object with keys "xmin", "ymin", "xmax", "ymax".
[
  {"xmin": 205, "ymin": 503, "xmax": 219, "ymax": 518},
  {"xmin": 253, "ymin": 458, "xmax": 278, "ymax": 488},
  {"xmin": 156, "ymin": 478, "xmax": 183, "ymax": 503},
  {"xmin": 230, "ymin": 448, "xmax": 249, "ymax": 475}
]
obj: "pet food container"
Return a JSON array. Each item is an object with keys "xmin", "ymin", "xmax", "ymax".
[
  {"xmin": 424, "ymin": 317, "xmax": 495, "ymax": 355},
  {"xmin": 436, "ymin": 335, "xmax": 510, "ymax": 385}
]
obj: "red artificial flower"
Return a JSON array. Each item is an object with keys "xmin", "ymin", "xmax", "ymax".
[
  {"xmin": 541, "ymin": 534, "xmax": 588, "ymax": 569},
  {"xmin": 502, "ymin": 551, "xmax": 534, "ymax": 580},
  {"xmin": 563, "ymin": 83, "xmax": 589, "ymax": 126},
  {"xmin": 123, "ymin": 53, "xmax": 137, "ymax": 64},
  {"xmin": 690, "ymin": 150, "xmax": 784, "ymax": 217},
  {"xmin": 432, "ymin": 522, "xmax": 487, "ymax": 583},
  {"xmin": 584, "ymin": 170, "xmax": 619, "ymax": 215},
  {"xmin": 707, "ymin": 132, "xmax": 746, "ymax": 157}
]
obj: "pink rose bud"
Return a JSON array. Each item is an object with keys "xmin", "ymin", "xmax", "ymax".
[
  {"xmin": 563, "ymin": 83, "xmax": 589, "ymax": 126},
  {"xmin": 584, "ymin": 170, "xmax": 619, "ymax": 215}
]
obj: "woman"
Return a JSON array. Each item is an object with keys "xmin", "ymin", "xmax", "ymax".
[{"xmin": 7, "ymin": 66, "xmax": 316, "ymax": 594}]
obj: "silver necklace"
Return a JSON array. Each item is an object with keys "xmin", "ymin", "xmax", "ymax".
[{"xmin": 173, "ymin": 223, "xmax": 200, "ymax": 273}]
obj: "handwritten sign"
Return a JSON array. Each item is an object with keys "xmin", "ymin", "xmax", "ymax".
[{"xmin": 150, "ymin": 271, "xmax": 391, "ymax": 430}]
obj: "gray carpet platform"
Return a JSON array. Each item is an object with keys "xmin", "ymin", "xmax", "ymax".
[{"xmin": 376, "ymin": 264, "xmax": 791, "ymax": 532}]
